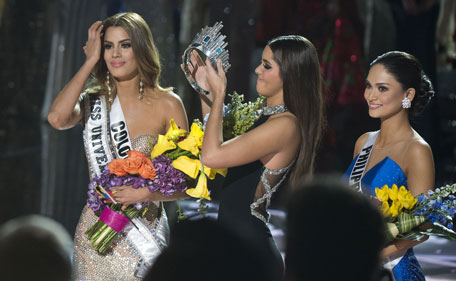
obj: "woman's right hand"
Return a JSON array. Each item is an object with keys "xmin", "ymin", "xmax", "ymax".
[
  {"xmin": 203, "ymin": 58, "xmax": 227, "ymax": 102},
  {"xmin": 83, "ymin": 21, "xmax": 104, "ymax": 65}
]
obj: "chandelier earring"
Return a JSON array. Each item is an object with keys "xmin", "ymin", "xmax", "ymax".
[
  {"xmin": 138, "ymin": 78, "xmax": 144, "ymax": 100},
  {"xmin": 402, "ymin": 97, "xmax": 411, "ymax": 109},
  {"xmin": 106, "ymin": 71, "xmax": 113, "ymax": 103}
]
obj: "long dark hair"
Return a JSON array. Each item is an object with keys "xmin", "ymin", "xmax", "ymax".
[
  {"xmin": 268, "ymin": 35, "xmax": 324, "ymax": 185},
  {"xmin": 90, "ymin": 12, "xmax": 171, "ymax": 96}
]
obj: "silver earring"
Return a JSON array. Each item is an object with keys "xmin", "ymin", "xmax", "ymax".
[
  {"xmin": 138, "ymin": 78, "xmax": 144, "ymax": 100},
  {"xmin": 106, "ymin": 71, "xmax": 113, "ymax": 103},
  {"xmin": 402, "ymin": 97, "xmax": 411, "ymax": 109}
]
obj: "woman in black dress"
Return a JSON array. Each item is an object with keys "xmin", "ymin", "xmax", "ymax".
[{"xmin": 187, "ymin": 35, "xmax": 324, "ymax": 280}]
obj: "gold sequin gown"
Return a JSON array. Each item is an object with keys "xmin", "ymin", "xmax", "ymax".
[{"xmin": 73, "ymin": 135, "xmax": 169, "ymax": 281}]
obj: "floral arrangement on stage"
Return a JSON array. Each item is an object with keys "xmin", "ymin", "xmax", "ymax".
[
  {"xmin": 374, "ymin": 183, "xmax": 456, "ymax": 244},
  {"xmin": 85, "ymin": 119, "xmax": 227, "ymax": 253},
  {"xmin": 203, "ymin": 92, "xmax": 265, "ymax": 140}
]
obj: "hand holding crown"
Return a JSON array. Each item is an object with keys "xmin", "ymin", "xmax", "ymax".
[{"xmin": 182, "ymin": 22, "xmax": 231, "ymax": 96}]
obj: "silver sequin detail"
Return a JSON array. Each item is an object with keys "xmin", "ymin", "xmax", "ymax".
[
  {"xmin": 262, "ymin": 104, "xmax": 288, "ymax": 116},
  {"xmin": 250, "ymin": 160, "xmax": 295, "ymax": 223}
]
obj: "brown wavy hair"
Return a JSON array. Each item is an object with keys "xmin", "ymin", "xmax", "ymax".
[
  {"xmin": 90, "ymin": 12, "xmax": 171, "ymax": 97},
  {"xmin": 268, "ymin": 35, "xmax": 325, "ymax": 185}
]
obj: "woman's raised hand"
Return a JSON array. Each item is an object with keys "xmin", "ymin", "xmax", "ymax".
[
  {"xmin": 204, "ymin": 58, "xmax": 227, "ymax": 101},
  {"xmin": 83, "ymin": 21, "xmax": 104, "ymax": 65},
  {"xmin": 181, "ymin": 51, "xmax": 227, "ymax": 100}
]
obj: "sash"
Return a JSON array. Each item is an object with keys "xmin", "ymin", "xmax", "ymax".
[
  {"xmin": 83, "ymin": 94, "xmax": 115, "ymax": 179},
  {"xmin": 83, "ymin": 93, "xmax": 167, "ymax": 275},
  {"xmin": 348, "ymin": 131, "xmax": 378, "ymax": 192},
  {"xmin": 109, "ymin": 96, "xmax": 132, "ymax": 158},
  {"xmin": 128, "ymin": 207, "xmax": 169, "ymax": 278}
]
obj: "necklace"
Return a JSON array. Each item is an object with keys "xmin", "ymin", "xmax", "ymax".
[{"xmin": 262, "ymin": 104, "xmax": 288, "ymax": 116}]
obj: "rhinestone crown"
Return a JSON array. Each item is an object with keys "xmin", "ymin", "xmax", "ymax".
[{"xmin": 183, "ymin": 22, "xmax": 231, "ymax": 95}]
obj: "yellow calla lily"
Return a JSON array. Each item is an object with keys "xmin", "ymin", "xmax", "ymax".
[
  {"xmin": 178, "ymin": 123, "xmax": 204, "ymax": 156},
  {"xmin": 151, "ymin": 135, "xmax": 176, "ymax": 158},
  {"xmin": 151, "ymin": 134, "xmax": 177, "ymax": 158},
  {"xmin": 165, "ymin": 119, "xmax": 187, "ymax": 142},
  {"xmin": 150, "ymin": 119, "xmax": 188, "ymax": 158},
  {"xmin": 388, "ymin": 184, "xmax": 399, "ymax": 201},
  {"xmin": 203, "ymin": 165, "xmax": 228, "ymax": 180},
  {"xmin": 172, "ymin": 156, "xmax": 201, "ymax": 179},
  {"xmin": 186, "ymin": 172, "xmax": 211, "ymax": 200},
  {"xmin": 375, "ymin": 185, "xmax": 389, "ymax": 202}
]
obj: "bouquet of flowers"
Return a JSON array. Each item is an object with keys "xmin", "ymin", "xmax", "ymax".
[
  {"xmin": 374, "ymin": 183, "xmax": 456, "ymax": 244},
  {"xmin": 86, "ymin": 119, "xmax": 227, "ymax": 253},
  {"xmin": 203, "ymin": 92, "xmax": 265, "ymax": 140}
]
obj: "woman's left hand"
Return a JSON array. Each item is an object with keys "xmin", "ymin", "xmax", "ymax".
[{"xmin": 112, "ymin": 185, "xmax": 151, "ymax": 205}]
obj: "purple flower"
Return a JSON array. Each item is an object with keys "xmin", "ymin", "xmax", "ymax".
[
  {"xmin": 87, "ymin": 155, "xmax": 189, "ymax": 212},
  {"xmin": 149, "ymin": 155, "xmax": 187, "ymax": 195}
]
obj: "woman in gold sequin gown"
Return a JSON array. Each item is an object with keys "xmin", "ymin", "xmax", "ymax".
[{"xmin": 48, "ymin": 13, "xmax": 188, "ymax": 280}]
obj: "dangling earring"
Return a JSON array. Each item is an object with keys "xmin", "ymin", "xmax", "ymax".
[
  {"xmin": 402, "ymin": 97, "xmax": 411, "ymax": 109},
  {"xmin": 138, "ymin": 78, "xmax": 144, "ymax": 100},
  {"xmin": 106, "ymin": 71, "xmax": 113, "ymax": 103}
]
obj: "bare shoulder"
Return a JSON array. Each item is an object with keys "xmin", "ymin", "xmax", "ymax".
[
  {"xmin": 155, "ymin": 90, "xmax": 184, "ymax": 108},
  {"xmin": 404, "ymin": 133, "xmax": 435, "ymax": 195},
  {"xmin": 405, "ymin": 136, "xmax": 433, "ymax": 162},
  {"xmin": 266, "ymin": 112, "xmax": 300, "ymax": 135}
]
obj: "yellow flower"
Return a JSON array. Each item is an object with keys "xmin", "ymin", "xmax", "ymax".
[
  {"xmin": 375, "ymin": 185, "xmax": 389, "ymax": 202},
  {"xmin": 389, "ymin": 200, "xmax": 403, "ymax": 218},
  {"xmin": 397, "ymin": 186, "xmax": 409, "ymax": 201},
  {"xmin": 150, "ymin": 119, "xmax": 187, "ymax": 158},
  {"xmin": 172, "ymin": 156, "xmax": 200, "ymax": 179},
  {"xmin": 151, "ymin": 134, "xmax": 177, "ymax": 158},
  {"xmin": 388, "ymin": 184, "xmax": 399, "ymax": 201},
  {"xmin": 166, "ymin": 119, "xmax": 187, "ymax": 142},
  {"xmin": 178, "ymin": 123, "xmax": 204, "ymax": 157},
  {"xmin": 203, "ymin": 165, "xmax": 228, "ymax": 180},
  {"xmin": 381, "ymin": 201, "xmax": 390, "ymax": 217},
  {"xmin": 186, "ymin": 173, "xmax": 211, "ymax": 200},
  {"xmin": 402, "ymin": 193, "xmax": 418, "ymax": 210},
  {"xmin": 395, "ymin": 185, "xmax": 417, "ymax": 210}
]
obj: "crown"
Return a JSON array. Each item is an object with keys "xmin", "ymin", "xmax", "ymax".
[{"xmin": 182, "ymin": 22, "xmax": 231, "ymax": 95}]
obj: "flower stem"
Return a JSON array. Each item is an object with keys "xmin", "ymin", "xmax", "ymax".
[{"xmin": 176, "ymin": 200, "xmax": 188, "ymax": 221}]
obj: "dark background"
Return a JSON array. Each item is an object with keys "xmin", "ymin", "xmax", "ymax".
[{"xmin": 1, "ymin": 0, "xmax": 455, "ymax": 235}]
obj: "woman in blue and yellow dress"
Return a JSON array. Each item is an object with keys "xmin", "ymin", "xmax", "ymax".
[{"xmin": 345, "ymin": 51, "xmax": 435, "ymax": 281}]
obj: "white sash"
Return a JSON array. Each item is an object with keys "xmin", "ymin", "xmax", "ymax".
[
  {"xmin": 129, "ymin": 208, "xmax": 169, "ymax": 278},
  {"xmin": 109, "ymin": 96, "xmax": 132, "ymax": 158},
  {"xmin": 83, "ymin": 94, "xmax": 115, "ymax": 179},
  {"xmin": 348, "ymin": 131, "xmax": 378, "ymax": 192},
  {"xmin": 83, "ymin": 93, "xmax": 168, "ymax": 276}
]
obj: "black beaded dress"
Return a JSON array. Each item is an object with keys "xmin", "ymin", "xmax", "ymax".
[{"xmin": 217, "ymin": 107, "xmax": 294, "ymax": 281}]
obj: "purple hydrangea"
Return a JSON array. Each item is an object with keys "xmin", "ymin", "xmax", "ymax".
[
  {"xmin": 149, "ymin": 155, "xmax": 187, "ymax": 195},
  {"xmin": 87, "ymin": 157, "xmax": 188, "ymax": 213}
]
